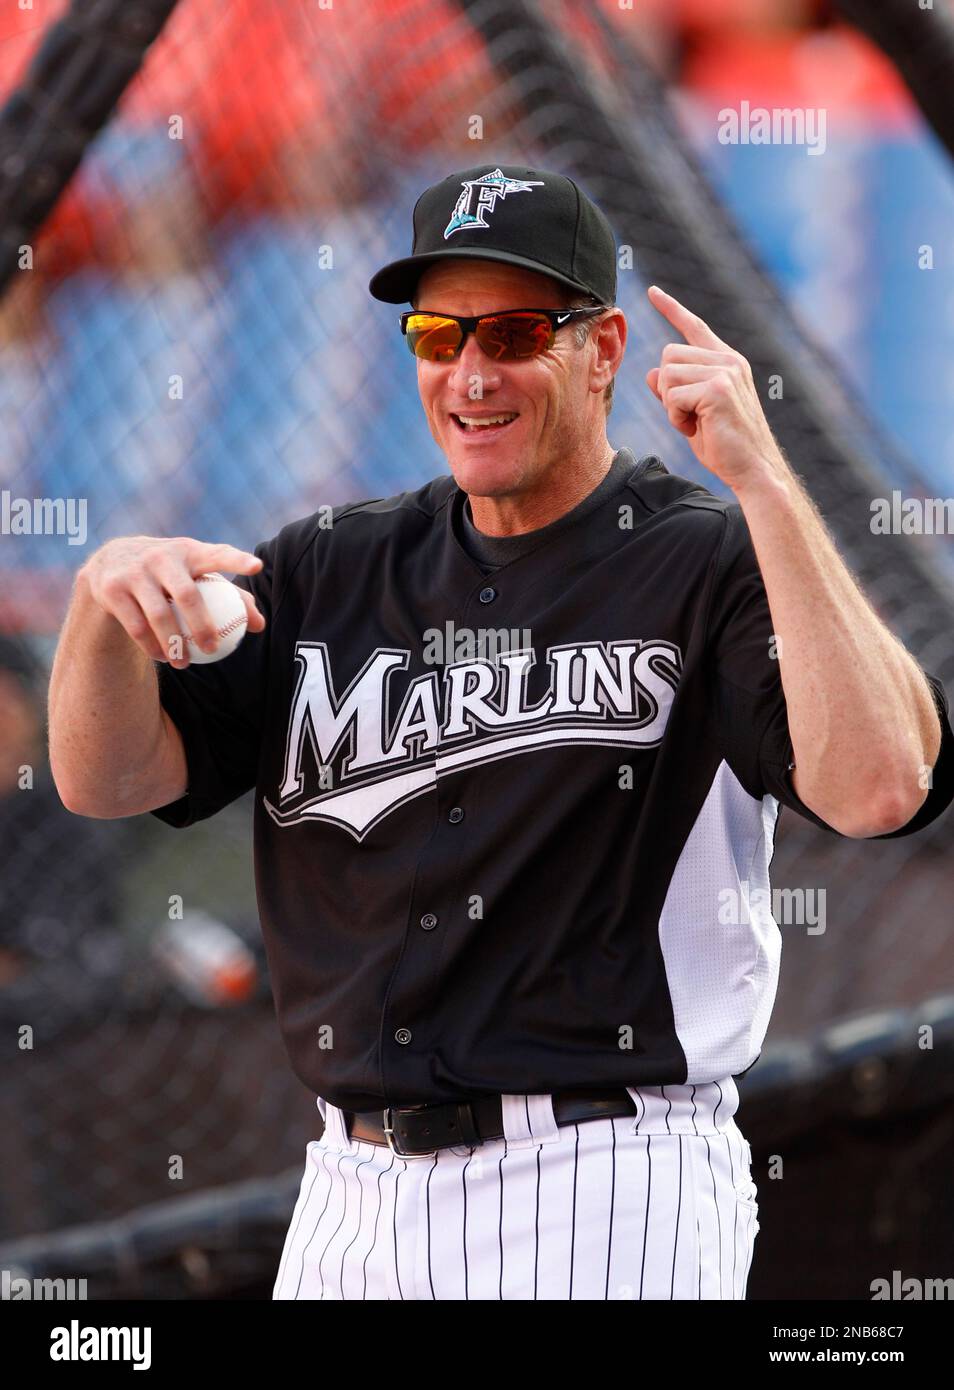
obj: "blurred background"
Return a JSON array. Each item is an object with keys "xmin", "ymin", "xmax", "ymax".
[{"xmin": 1, "ymin": 0, "xmax": 953, "ymax": 1300}]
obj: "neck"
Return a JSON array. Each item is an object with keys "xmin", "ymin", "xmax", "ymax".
[{"xmin": 467, "ymin": 438, "xmax": 616, "ymax": 536}]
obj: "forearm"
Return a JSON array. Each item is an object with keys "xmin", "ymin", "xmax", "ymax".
[
  {"xmin": 48, "ymin": 568, "xmax": 185, "ymax": 817},
  {"xmin": 735, "ymin": 455, "xmax": 940, "ymax": 835}
]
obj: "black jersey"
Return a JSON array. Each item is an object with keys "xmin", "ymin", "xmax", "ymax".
[{"xmin": 151, "ymin": 450, "xmax": 954, "ymax": 1111}]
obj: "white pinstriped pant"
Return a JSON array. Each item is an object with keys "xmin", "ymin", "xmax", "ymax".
[{"xmin": 272, "ymin": 1078, "xmax": 759, "ymax": 1301}]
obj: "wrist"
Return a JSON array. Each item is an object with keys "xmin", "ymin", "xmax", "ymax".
[
  {"xmin": 732, "ymin": 452, "xmax": 798, "ymax": 510},
  {"xmin": 70, "ymin": 563, "xmax": 140, "ymax": 657}
]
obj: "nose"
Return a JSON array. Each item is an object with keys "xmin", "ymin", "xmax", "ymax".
[{"xmin": 447, "ymin": 330, "xmax": 503, "ymax": 399}]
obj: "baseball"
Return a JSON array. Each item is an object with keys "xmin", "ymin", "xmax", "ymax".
[{"xmin": 168, "ymin": 572, "xmax": 248, "ymax": 665}]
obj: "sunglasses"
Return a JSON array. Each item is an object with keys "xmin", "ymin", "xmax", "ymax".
[{"xmin": 400, "ymin": 306, "xmax": 607, "ymax": 362}]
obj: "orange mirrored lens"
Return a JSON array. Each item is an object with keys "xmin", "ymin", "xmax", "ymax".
[
  {"xmin": 405, "ymin": 311, "xmax": 557, "ymax": 361},
  {"xmin": 476, "ymin": 312, "xmax": 553, "ymax": 361},
  {"xmin": 405, "ymin": 314, "xmax": 463, "ymax": 362}
]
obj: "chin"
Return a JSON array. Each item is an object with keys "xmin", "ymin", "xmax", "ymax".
[
  {"xmin": 443, "ymin": 436, "xmax": 530, "ymax": 495},
  {"xmin": 447, "ymin": 453, "xmax": 526, "ymax": 498}
]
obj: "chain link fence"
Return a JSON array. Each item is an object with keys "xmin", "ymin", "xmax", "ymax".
[{"xmin": 1, "ymin": 0, "xmax": 952, "ymax": 1295}]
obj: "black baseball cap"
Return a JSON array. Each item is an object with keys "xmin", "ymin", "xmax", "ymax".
[{"xmin": 368, "ymin": 164, "xmax": 617, "ymax": 306}]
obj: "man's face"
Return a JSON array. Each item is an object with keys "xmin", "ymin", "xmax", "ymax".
[{"xmin": 412, "ymin": 260, "xmax": 614, "ymax": 500}]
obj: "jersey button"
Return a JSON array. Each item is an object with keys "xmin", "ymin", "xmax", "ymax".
[
  {"xmin": 394, "ymin": 1028, "xmax": 412, "ymax": 1045},
  {"xmin": 478, "ymin": 586, "xmax": 497, "ymax": 604},
  {"xmin": 448, "ymin": 806, "xmax": 464, "ymax": 824},
  {"xmin": 420, "ymin": 912, "xmax": 439, "ymax": 931}
]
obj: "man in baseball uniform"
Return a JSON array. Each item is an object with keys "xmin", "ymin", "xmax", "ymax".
[{"xmin": 49, "ymin": 164, "xmax": 954, "ymax": 1300}]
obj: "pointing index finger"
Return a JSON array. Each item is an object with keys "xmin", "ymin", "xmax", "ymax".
[
  {"xmin": 647, "ymin": 285, "xmax": 726, "ymax": 350},
  {"xmin": 202, "ymin": 544, "xmax": 264, "ymax": 575}
]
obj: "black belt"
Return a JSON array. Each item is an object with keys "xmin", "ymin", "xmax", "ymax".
[{"xmin": 345, "ymin": 1088, "xmax": 636, "ymax": 1158}]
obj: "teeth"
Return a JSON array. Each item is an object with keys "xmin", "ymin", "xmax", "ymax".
[{"xmin": 456, "ymin": 413, "xmax": 517, "ymax": 429}]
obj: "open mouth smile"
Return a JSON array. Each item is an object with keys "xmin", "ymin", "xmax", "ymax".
[{"xmin": 451, "ymin": 412, "xmax": 519, "ymax": 436}]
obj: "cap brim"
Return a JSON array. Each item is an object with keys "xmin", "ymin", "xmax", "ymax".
[{"xmin": 368, "ymin": 247, "xmax": 596, "ymax": 304}]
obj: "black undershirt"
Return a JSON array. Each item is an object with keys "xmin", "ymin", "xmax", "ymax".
[{"xmin": 456, "ymin": 448, "xmax": 637, "ymax": 574}]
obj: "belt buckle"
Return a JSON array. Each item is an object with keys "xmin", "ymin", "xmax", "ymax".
[{"xmin": 382, "ymin": 1106, "xmax": 438, "ymax": 1159}]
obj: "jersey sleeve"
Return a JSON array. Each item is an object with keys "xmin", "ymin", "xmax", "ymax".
[
  {"xmin": 149, "ymin": 537, "xmax": 276, "ymax": 829},
  {"xmin": 706, "ymin": 504, "xmax": 954, "ymax": 838}
]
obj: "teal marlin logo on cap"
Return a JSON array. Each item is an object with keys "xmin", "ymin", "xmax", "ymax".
[{"xmin": 444, "ymin": 168, "xmax": 544, "ymax": 240}]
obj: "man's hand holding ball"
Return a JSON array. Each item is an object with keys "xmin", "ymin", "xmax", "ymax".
[{"xmin": 78, "ymin": 538, "xmax": 266, "ymax": 669}]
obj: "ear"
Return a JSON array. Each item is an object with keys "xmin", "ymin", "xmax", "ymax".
[{"xmin": 591, "ymin": 307, "xmax": 627, "ymax": 394}]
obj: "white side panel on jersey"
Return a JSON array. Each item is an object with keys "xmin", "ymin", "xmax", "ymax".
[{"xmin": 657, "ymin": 760, "xmax": 782, "ymax": 1081}]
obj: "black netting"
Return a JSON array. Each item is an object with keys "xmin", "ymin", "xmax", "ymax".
[{"xmin": 1, "ymin": 0, "xmax": 953, "ymax": 1298}]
